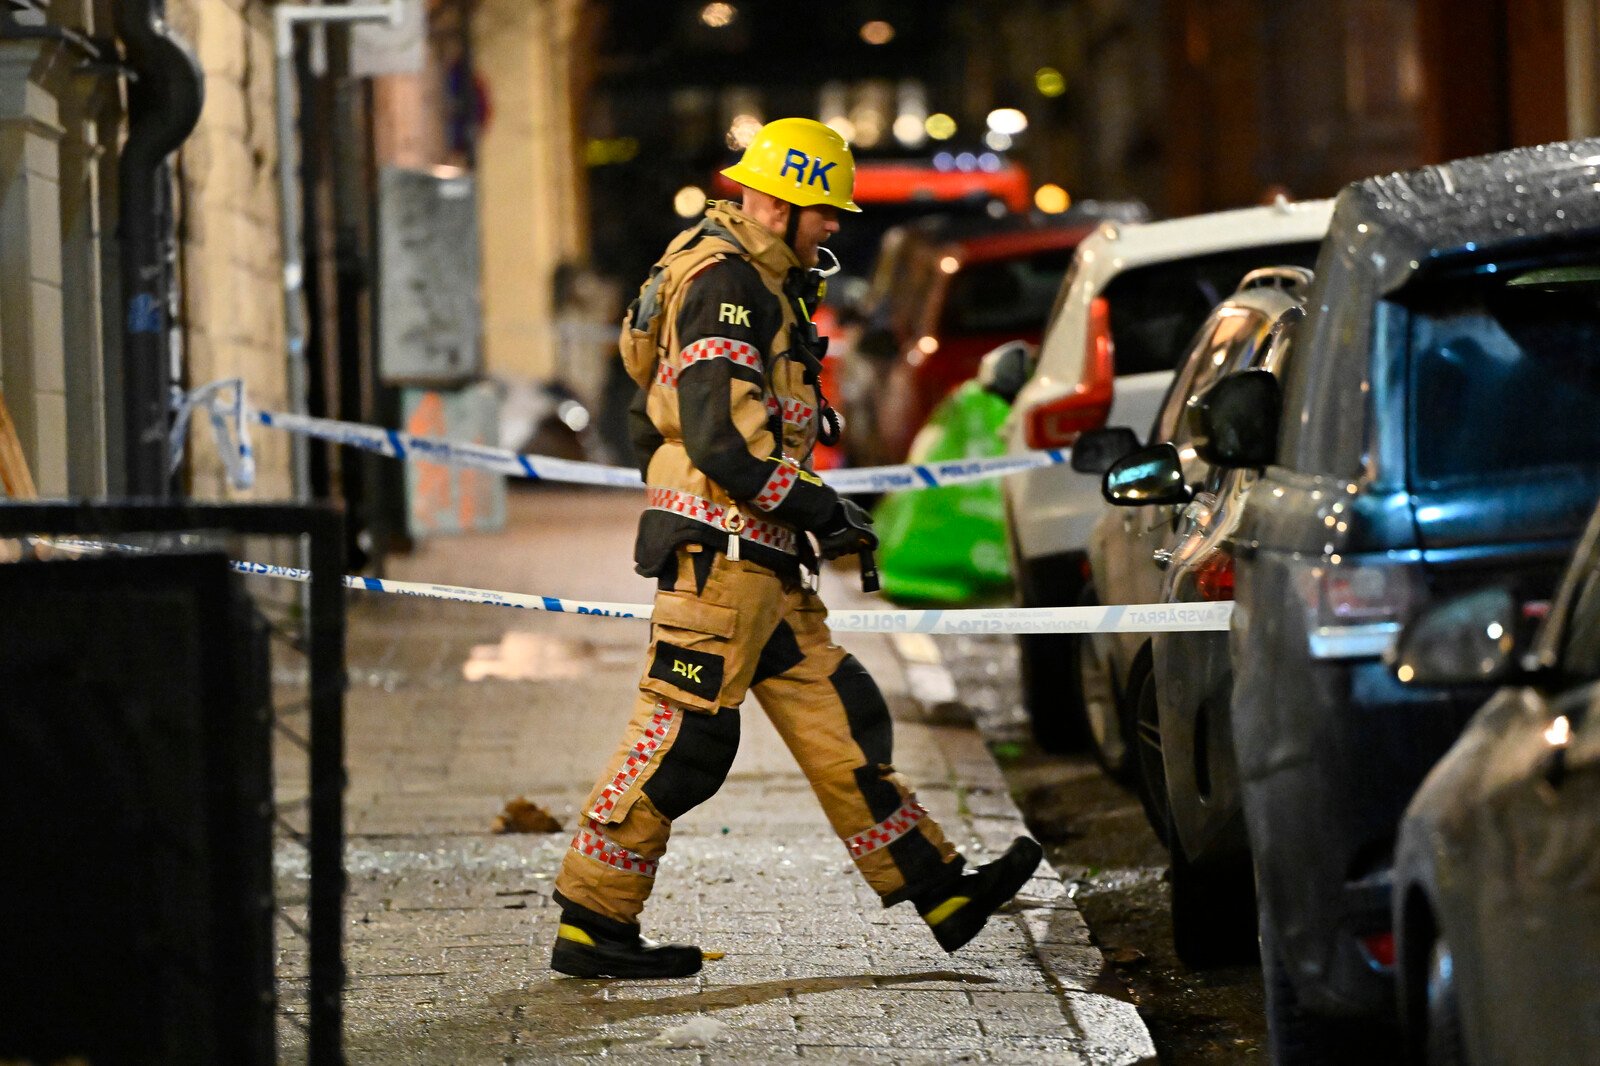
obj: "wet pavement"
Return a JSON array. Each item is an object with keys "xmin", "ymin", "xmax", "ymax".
[
  {"xmin": 271, "ymin": 486, "xmax": 1157, "ymax": 1064},
  {"xmin": 930, "ymin": 634, "xmax": 1270, "ymax": 1063}
]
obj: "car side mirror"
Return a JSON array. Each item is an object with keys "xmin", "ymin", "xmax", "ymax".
[
  {"xmin": 1071, "ymin": 426, "xmax": 1141, "ymax": 475},
  {"xmin": 978, "ymin": 341, "xmax": 1035, "ymax": 404},
  {"xmin": 1103, "ymin": 442, "xmax": 1192, "ymax": 506},
  {"xmin": 1190, "ymin": 369, "xmax": 1281, "ymax": 469},
  {"xmin": 1389, "ymin": 587, "xmax": 1521, "ymax": 687}
]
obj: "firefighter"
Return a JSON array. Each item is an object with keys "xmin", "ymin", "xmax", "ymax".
[{"xmin": 550, "ymin": 117, "xmax": 1042, "ymax": 979}]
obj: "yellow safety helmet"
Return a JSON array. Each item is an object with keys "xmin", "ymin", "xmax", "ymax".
[{"xmin": 720, "ymin": 117, "xmax": 861, "ymax": 212}]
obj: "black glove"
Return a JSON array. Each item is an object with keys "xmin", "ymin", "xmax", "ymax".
[{"xmin": 816, "ymin": 499, "xmax": 878, "ymax": 560}]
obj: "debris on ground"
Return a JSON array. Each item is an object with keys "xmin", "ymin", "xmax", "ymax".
[
  {"xmin": 650, "ymin": 1017, "xmax": 727, "ymax": 1048},
  {"xmin": 490, "ymin": 796, "xmax": 563, "ymax": 834}
]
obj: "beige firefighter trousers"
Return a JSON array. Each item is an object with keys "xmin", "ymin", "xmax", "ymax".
[{"xmin": 554, "ymin": 546, "xmax": 962, "ymax": 928}]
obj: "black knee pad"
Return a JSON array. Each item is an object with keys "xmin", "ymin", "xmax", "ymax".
[
  {"xmin": 643, "ymin": 706, "xmax": 741, "ymax": 820},
  {"xmin": 831, "ymin": 654, "xmax": 891, "ymax": 766}
]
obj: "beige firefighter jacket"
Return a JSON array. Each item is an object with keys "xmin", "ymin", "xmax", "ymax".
[{"xmin": 624, "ymin": 202, "xmax": 839, "ymax": 577}]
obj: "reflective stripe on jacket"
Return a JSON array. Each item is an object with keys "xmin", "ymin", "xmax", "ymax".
[{"xmin": 630, "ymin": 202, "xmax": 838, "ymax": 577}]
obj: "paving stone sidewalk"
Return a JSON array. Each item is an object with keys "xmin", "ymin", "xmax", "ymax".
[{"xmin": 273, "ymin": 488, "xmax": 1155, "ymax": 1064}]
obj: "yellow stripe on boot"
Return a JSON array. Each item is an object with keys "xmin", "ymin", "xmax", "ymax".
[
  {"xmin": 923, "ymin": 895, "xmax": 971, "ymax": 927},
  {"xmin": 557, "ymin": 923, "xmax": 597, "ymax": 947}
]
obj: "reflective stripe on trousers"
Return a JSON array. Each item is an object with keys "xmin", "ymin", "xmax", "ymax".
[{"xmin": 553, "ymin": 548, "xmax": 963, "ymax": 927}]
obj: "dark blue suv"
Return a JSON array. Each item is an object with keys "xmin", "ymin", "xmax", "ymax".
[{"xmin": 1194, "ymin": 140, "xmax": 1600, "ymax": 1061}]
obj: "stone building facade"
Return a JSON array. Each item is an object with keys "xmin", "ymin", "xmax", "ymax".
[
  {"xmin": 0, "ymin": 0, "xmax": 119, "ymax": 497},
  {"xmin": 166, "ymin": 0, "xmax": 293, "ymax": 500},
  {"xmin": 0, "ymin": 0, "xmax": 292, "ymax": 501},
  {"xmin": 1, "ymin": 0, "xmax": 593, "ymax": 509}
]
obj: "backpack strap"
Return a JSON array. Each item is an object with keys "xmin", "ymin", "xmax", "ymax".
[{"xmin": 618, "ymin": 219, "xmax": 747, "ymax": 388}]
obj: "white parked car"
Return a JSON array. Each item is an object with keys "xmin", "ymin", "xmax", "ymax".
[{"xmin": 1003, "ymin": 198, "xmax": 1335, "ymax": 750}]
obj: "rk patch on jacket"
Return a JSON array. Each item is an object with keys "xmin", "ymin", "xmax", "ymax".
[{"xmin": 648, "ymin": 640, "xmax": 725, "ymax": 705}]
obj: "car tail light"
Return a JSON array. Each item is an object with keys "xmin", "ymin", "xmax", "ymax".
[
  {"xmin": 1357, "ymin": 931, "xmax": 1395, "ymax": 972},
  {"xmin": 1024, "ymin": 296, "xmax": 1114, "ymax": 449},
  {"xmin": 1297, "ymin": 559, "xmax": 1423, "ymax": 660},
  {"xmin": 1193, "ymin": 553, "xmax": 1235, "ymax": 601},
  {"xmin": 1323, "ymin": 567, "xmax": 1408, "ymax": 621}
]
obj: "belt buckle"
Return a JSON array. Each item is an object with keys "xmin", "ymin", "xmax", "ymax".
[{"xmin": 723, "ymin": 507, "xmax": 747, "ymax": 534}]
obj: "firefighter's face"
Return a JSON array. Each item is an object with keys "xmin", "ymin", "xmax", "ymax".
[{"xmin": 790, "ymin": 204, "xmax": 840, "ymax": 269}]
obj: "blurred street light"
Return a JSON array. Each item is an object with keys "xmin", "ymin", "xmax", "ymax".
[
  {"xmin": 894, "ymin": 114, "xmax": 927, "ymax": 147},
  {"xmin": 700, "ymin": 3, "xmax": 736, "ymax": 28},
  {"xmin": 586, "ymin": 137, "xmax": 640, "ymax": 166},
  {"xmin": 984, "ymin": 131, "xmax": 1012, "ymax": 151},
  {"xmin": 925, "ymin": 113, "xmax": 956, "ymax": 140},
  {"xmin": 1034, "ymin": 183, "xmax": 1070, "ymax": 213},
  {"xmin": 1034, "ymin": 67, "xmax": 1066, "ymax": 97},
  {"xmin": 727, "ymin": 112, "xmax": 762, "ymax": 149},
  {"xmin": 894, "ymin": 80, "xmax": 928, "ymax": 148},
  {"xmin": 860, "ymin": 20, "xmax": 894, "ymax": 45},
  {"xmin": 674, "ymin": 185, "xmax": 708, "ymax": 218},
  {"xmin": 825, "ymin": 116, "xmax": 857, "ymax": 142},
  {"xmin": 849, "ymin": 81, "xmax": 892, "ymax": 149},
  {"xmin": 987, "ymin": 108, "xmax": 1028, "ymax": 135}
]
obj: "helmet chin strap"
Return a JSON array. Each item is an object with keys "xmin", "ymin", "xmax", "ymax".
[
  {"xmin": 783, "ymin": 203, "xmax": 801, "ymax": 253},
  {"xmin": 780, "ymin": 206, "xmax": 843, "ymax": 279}
]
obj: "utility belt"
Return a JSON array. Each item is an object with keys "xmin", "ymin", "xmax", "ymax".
[
  {"xmin": 642, "ymin": 486, "xmax": 851, "ymax": 593},
  {"xmin": 645, "ymin": 487, "xmax": 799, "ymax": 558}
]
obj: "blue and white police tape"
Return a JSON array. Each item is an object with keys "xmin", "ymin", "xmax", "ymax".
[
  {"xmin": 256, "ymin": 408, "xmax": 646, "ymax": 487},
  {"xmin": 228, "ymin": 559, "xmax": 649, "ymax": 619},
  {"xmin": 250, "ymin": 406, "xmax": 1072, "ymax": 495},
  {"xmin": 39, "ymin": 536, "xmax": 1232, "ymax": 634},
  {"xmin": 171, "ymin": 378, "xmax": 256, "ymax": 491},
  {"xmin": 230, "ymin": 557, "xmax": 1232, "ymax": 635}
]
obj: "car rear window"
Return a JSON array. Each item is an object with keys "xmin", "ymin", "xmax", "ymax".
[
  {"xmin": 940, "ymin": 248, "xmax": 1077, "ymax": 336},
  {"xmin": 1102, "ymin": 242, "xmax": 1321, "ymax": 376},
  {"xmin": 1405, "ymin": 261, "xmax": 1600, "ymax": 486}
]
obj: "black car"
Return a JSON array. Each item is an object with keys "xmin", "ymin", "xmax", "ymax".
[
  {"xmin": 1193, "ymin": 140, "xmax": 1600, "ymax": 1061},
  {"xmin": 1389, "ymin": 499, "xmax": 1600, "ymax": 1066},
  {"xmin": 1095, "ymin": 273, "xmax": 1311, "ymax": 968}
]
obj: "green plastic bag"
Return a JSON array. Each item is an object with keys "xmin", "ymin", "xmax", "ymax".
[{"xmin": 871, "ymin": 380, "xmax": 1013, "ymax": 605}]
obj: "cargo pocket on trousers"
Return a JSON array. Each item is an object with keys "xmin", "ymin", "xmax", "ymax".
[{"xmin": 642, "ymin": 592, "xmax": 739, "ymax": 713}]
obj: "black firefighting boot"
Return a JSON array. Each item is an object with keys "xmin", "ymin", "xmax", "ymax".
[
  {"xmin": 549, "ymin": 915, "xmax": 703, "ymax": 980},
  {"xmin": 915, "ymin": 837, "xmax": 1044, "ymax": 954}
]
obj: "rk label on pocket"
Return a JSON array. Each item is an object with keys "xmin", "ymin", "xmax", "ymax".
[{"xmin": 649, "ymin": 640, "xmax": 725, "ymax": 704}]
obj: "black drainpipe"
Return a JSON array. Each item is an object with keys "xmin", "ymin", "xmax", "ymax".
[{"xmin": 114, "ymin": 0, "xmax": 203, "ymax": 498}]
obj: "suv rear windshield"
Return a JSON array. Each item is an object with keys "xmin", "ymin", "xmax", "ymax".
[
  {"xmin": 1101, "ymin": 242, "xmax": 1321, "ymax": 376},
  {"xmin": 940, "ymin": 248, "xmax": 1077, "ymax": 335},
  {"xmin": 1405, "ymin": 260, "xmax": 1600, "ymax": 486}
]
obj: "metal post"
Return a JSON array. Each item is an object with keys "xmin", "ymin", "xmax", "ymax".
[
  {"xmin": 306, "ymin": 511, "xmax": 348, "ymax": 1066},
  {"xmin": 274, "ymin": 2, "xmax": 402, "ymax": 505},
  {"xmin": 113, "ymin": 0, "xmax": 203, "ymax": 498}
]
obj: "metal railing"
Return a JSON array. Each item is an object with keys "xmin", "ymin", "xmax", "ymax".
[{"xmin": 0, "ymin": 502, "xmax": 347, "ymax": 1065}]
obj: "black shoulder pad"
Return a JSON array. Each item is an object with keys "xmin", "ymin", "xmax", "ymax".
[{"xmin": 677, "ymin": 258, "xmax": 774, "ymax": 349}]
